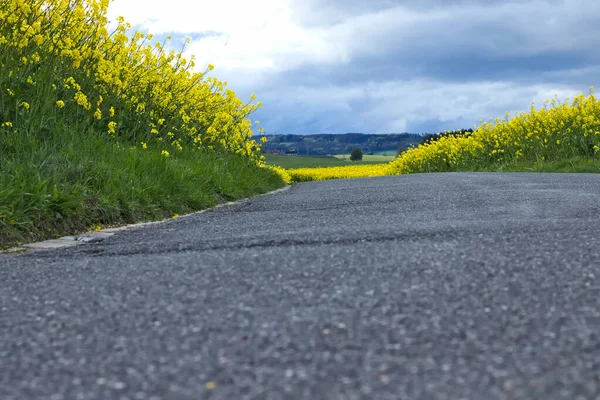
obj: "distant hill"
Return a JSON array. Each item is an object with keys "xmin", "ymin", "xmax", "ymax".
[{"xmin": 258, "ymin": 133, "xmax": 424, "ymax": 156}]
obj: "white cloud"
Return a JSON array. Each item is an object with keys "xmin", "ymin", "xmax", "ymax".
[
  {"xmin": 108, "ymin": 0, "xmax": 287, "ymax": 34},
  {"xmin": 107, "ymin": 0, "xmax": 347, "ymax": 77},
  {"xmin": 106, "ymin": 0, "xmax": 600, "ymax": 133}
]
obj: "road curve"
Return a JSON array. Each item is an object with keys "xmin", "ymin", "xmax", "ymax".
[{"xmin": 2, "ymin": 172, "xmax": 600, "ymax": 400}]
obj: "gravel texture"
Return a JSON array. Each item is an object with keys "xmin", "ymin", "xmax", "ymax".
[{"xmin": 1, "ymin": 172, "xmax": 600, "ymax": 400}]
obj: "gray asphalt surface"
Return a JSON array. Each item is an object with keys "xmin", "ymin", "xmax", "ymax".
[{"xmin": 2, "ymin": 172, "xmax": 600, "ymax": 400}]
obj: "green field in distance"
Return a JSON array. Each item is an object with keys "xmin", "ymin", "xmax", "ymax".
[
  {"xmin": 333, "ymin": 154, "xmax": 396, "ymax": 162},
  {"xmin": 263, "ymin": 154, "xmax": 395, "ymax": 169}
]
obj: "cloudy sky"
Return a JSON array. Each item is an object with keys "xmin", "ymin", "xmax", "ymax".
[{"xmin": 107, "ymin": 0, "xmax": 600, "ymax": 134}]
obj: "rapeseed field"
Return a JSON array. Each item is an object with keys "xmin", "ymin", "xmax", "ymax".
[
  {"xmin": 287, "ymin": 90, "xmax": 600, "ymax": 182},
  {"xmin": 387, "ymin": 91, "xmax": 600, "ymax": 175},
  {"xmin": 288, "ymin": 164, "xmax": 388, "ymax": 182}
]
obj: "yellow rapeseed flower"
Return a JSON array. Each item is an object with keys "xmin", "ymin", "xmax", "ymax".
[
  {"xmin": 171, "ymin": 139, "xmax": 183, "ymax": 151},
  {"xmin": 74, "ymin": 92, "xmax": 91, "ymax": 110},
  {"xmin": 161, "ymin": 150, "xmax": 170, "ymax": 157},
  {"xmin": 108, "ymin": 121, "xmax": 117, "ymax": 134},
  {"xmin": 141, "ymin": 142, "xmax": 147, "ymax": 149},
  {"xmin": 56, "ymin": 100, "xmax": 65, "ymax": 108}
]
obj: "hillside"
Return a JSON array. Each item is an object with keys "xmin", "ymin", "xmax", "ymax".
[
  {"xmin": 0, "ymin": 1, "xmax": 286, "ymax": 250},
  {"xmin": 258, "ymin": 133, "xmax": 423, "ymax": 156}
]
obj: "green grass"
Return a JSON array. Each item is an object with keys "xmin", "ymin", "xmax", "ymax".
[
  {"xmin": 0, "ymin": 125, "xmax": 285, "ymax": 250},
  {"xmin": 462, "ymin": 156, "xmax": 600, "ymax": 173},
  {"xmin": 264, "ymin": 154, "xmax": 395, "ymax": 169},
  {"xmin": 334, "ymin": 154, "xmax": 397, "ymax": 163},
  {"xmin": 263, "ymin": 154, "xmax": 348, "ymax": 168}
]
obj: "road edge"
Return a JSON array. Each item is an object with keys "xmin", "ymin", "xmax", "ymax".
[{"xmin": 2, "ymin": 185, "xmax": 292, "ymax": 255}]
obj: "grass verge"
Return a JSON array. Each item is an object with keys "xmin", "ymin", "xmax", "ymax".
[
  {"xmin": 0, "ymin": 125, "xmax": 285, "ymax": 250},
  {"xmin": 460, "ymin": 156, "xmax": 600, "ymax": 173}
]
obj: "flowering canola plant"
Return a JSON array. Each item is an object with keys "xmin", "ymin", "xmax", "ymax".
[
  {"xmin": 387, "ymin": 90, "xmax": 600, "ymax": 175},
  {"xmin": 0, "ymin": 0, "xmax": 265, "ymax": 160}
]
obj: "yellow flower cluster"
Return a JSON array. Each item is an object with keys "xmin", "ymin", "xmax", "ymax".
[
  {"xmin": 288, "ymin": 164, "xmax": 389, "ymax": 182},
  {"xmin": 0, "ymin": 0, "xmax": 264, "ymax": 160},
  {"xmin": 386, "ymin": 134, "xmax": 484, "ymax": 174},
  {"xmin": 388, "ymin": 89, "xmax": 600, "ymax": 174},
  {"xmin": 266, "ymin": 165, "xmax": 292, "ymax": 184}
]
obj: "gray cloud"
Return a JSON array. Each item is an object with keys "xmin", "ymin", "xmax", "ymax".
[
  {"xmin": 199, "ymin": 0, "xmax": 600, "ymax": 134},
  {"xmin": 249, "ymin": 78, "xmax": 583, "ymax": 135}
]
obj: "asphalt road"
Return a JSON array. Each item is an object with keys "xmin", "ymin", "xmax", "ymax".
[{"xmin": 2, "ymin": 172, "xmax": 600, "ymax": 400}]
